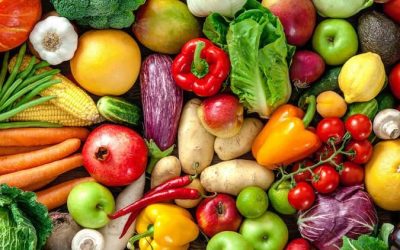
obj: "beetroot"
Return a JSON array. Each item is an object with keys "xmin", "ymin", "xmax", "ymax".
[{"xmin": 290, "ymin": 50, "xmax": 325, "ymax": 88}]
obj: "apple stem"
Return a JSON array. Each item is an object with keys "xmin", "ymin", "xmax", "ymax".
[
  {"xmin": 191, "ymin": 41, "xmax": 209, "ymax": 79},
  {"xmin": 95, "ymin": 146, "xmax": 109, "ymax": 161},
  {"xmin": 217, "ymin": 201, "xmax": 225, "ymax": 215},
  {"xmin": 128, "ymin": 225, "xmax": 154, "ymax": 246},
  {"xmin": 302, "ymin": 95, "xmax": 316, "ymax": 128}
]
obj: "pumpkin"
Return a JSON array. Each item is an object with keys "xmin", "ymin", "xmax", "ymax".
[{"xmin": 0, "ymin": 0, "xmax": 42, "ymax": 52}]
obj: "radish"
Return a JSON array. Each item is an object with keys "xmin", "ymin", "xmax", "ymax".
[{"xmin": 290, "ymin": 50, "xmax": 325, "ymax": 88}]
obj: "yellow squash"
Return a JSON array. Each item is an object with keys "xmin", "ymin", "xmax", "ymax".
[
  {"xmin": 338, "ymin": 52, "xmax": 385, "ymax": 103},
  {"xmin": 365, "ymin": 140, "xmax": 400, "ymax": 211}
]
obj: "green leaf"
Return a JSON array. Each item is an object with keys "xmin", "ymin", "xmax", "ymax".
[
  {"xmin": 379, "ymin": 223, "xmax": 395, "ymax": 247},
  {"xmin": 341, "ymin": 235, "xmax": 388, "ymax": 250},
  {"xmin": 203, "ymin": 13, "xmax": 230, "ymax": 49}
]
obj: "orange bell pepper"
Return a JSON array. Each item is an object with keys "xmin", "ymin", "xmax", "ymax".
[{"xmin": 252, "ymin": 96, "xmax": 321, "ymax": 169}]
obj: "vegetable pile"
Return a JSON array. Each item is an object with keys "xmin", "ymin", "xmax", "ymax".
[{"xmin": 0, "ymin": 0, "xmax": 400, "ymax": 249}]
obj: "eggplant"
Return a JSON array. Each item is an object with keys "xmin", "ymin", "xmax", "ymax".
[{"xmin": 140, "ymin": 54, "xmax": 183, "ymax": 173}]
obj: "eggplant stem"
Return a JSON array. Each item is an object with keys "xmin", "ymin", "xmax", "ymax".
[{"xmin": 145, "ymin": 139, "xmax": 174, "ymax": 174}]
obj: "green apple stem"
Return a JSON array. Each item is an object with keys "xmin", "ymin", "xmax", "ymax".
[{"xmin": 128, "ymin": 225, "xmax": 154, "ymax": 246}]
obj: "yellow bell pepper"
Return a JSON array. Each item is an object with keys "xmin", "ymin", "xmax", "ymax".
[
  {"xmin": 339, "ymin": 52, "xmax": 385, "ymax": 103},
  {"xmin": 130, "ymin": 203, "xmax": 199, "ymax": 250}
]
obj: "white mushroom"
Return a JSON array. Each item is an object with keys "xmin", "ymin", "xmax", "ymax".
[
  {"xmin": 373, "ymin": 109, "xmax": 400, "ymax": 140},
  {"xmin": 71, "ymin": 229, "xmax": 105, "ymax": 250}
]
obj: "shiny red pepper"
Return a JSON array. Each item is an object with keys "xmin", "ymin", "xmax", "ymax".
[{"xmin": 172, "ymin": 38, "xmax": 230, "ymax": 97}]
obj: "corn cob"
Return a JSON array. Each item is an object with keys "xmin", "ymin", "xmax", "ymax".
[
  {"xmin": 9, "ymin": 55, "xmax": 101, "ymax": 123},
  {"xmin": 10, "ymin": 102, "xmax": 104, "ymax": 126}
]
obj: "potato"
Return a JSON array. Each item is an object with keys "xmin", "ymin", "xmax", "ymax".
[
  {"xmin": 151, "ymin": 156, "xmax": 181, "ymax": 188},
  {"xmin": 174, "ymin": 179, "xmax": 205, "ymax": 208},
  {"xmin": 214, "ymin": 118, "xmax": 264, "ymax": 160},
  {"xmin": 200, "ymin": 159, "xmax": 275, "ymax": 196},
  {"xmin": 178, "ymin": 99, "xmax": 215, "ymax": 174}
]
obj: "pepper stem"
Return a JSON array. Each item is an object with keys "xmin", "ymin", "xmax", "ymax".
[
  {"xmin": 145, "ymin": 139, "xmax": 174, "ymax": 174},
  {"xmin": 302, "ymin": 95, "xmax": 316, "ymax": 128},
  {"xmin": 191, "ymin": 41, "xmax": 209, "ymax": 79},
  {"xmin": 128, "ymin": 225, "xmax": 154, "ymax": 246}
]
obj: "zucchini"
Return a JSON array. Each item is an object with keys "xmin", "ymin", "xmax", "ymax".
[
  {"xmin": 344, "ymin": 99, "xmax": 378, "ymax": 120},
  {"xmin": 97, "ymin": 96, "xmax": 141, "ymax": 126},
  {"xmin": 376, "ymin": 91, "xmax": 396, "ymax": 112},
  {"xmin": 298, "ymin": 67, "xmax": 341, "ymax": 108}
]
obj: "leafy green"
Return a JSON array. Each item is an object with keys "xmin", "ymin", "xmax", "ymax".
[
  {"xmin": 51, "ymin": 0, "xmax": 146, "ymax": 29},
  {"xmin": 0, "ymin": 184, "xmax": 52, "ymax": 250},
  {"xmin": 227, "ymin": 3, "xmax": 294, "ymax": 118},
  {"xmin": 379, "ymin": 223, "xmax": 395, "ymax": 247},
  {"xmin": 341, "ymin": 236, "xmax": 388, "ymax": 250},
  {"xmin": 203, "ymin": 13, "xmax": 230, "ymax": 49}
]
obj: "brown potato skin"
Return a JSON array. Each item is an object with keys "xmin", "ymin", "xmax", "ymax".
[{"xmin": 151, "ymin": 156, "xmax": 181, "ymax": 188}]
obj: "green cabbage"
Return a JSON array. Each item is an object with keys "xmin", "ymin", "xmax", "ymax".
[{"xmin": 0, "ymin": 184, "xmax": 52, "ymax": 250}]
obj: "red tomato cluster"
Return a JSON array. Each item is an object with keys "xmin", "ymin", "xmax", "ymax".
[{"xmin": 287, "ymin": 114, "xmax": 373, "ymax": 211}]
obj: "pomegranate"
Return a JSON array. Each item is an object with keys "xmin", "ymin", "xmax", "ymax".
[{"xmin": 82, "ymin": 124, "xmax": 148, "ymax": 186}]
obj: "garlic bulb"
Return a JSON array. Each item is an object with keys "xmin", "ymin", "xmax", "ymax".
[
  {"xmin": 29, "ymin": 16, "xmax": 78, "ymax": 65},
  {"xmin": 187, "ymin": 0, "xmax": 246, "ymax": 18}
]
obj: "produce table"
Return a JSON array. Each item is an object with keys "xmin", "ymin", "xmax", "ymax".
[{"xmin": 1, "ymin": 0, "xmax": 399, "ymax": 249}]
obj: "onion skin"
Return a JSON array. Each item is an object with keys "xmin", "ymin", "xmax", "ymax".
[
  {"xmin": 290, "ymin": 50, "xmax": 325, "ymax": 88},
  {"xmin": 141, "ymin": 54, "xmax": 183, "ymax": 150}
]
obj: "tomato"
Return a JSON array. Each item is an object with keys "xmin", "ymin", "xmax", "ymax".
[
  {"xmin": 316, "ymin": 117, "xmax": 345, "ymax": 144},
  {"xmin": 312, "ymin": 165, "xmax": 340, "ymax": 194},
  {"xmin": 345, "ymin": 114, "xmax": 372, "ymax": 141},
  {"xmin": 292, "ymin": 160, "xmax": 314, "ymax": 183},
  {"xmin": 384, "ymin": 0, "xmax": 400, "ymax": 24},
  {"xmin": 340, "ymin": 161, "xmax": 365, "ymax": 186},
  {"xmin": 285, "ymin": 238, "xmax": 311, "ymax": 250},
  {"xmin": 288, "ymin": 182, "xmax": 315, "ymax": 211},
  {"xmin": 314, "ymin": 145, "xmax": 343, "ymax": 165},
  {"xmin": 345, "ymin": 140, "xmax": 373, "ymax": 164},
  {"xmin": 389, "ymin": 63, "xmax": 400, "ymax": 100},
  {"xmin": 0, "ymin": 0, "xmax": 41, "ymax": 52}
]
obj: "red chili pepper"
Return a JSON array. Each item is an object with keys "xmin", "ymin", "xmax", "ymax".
[
  {"xmin": 119, "ymin": 175, "xmax": 197, "ymax": 238},
  {"xmin": 172, "ymin": 38, "xmax": 230, "ymax": 97},
  {"xmin": 110, "ymin": 188, "xmax": 201, "ymax": 220}
]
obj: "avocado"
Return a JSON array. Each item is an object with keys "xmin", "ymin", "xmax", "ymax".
[{"xmin": 358, "ymin": 11, "xmax": 400, "ymax": 66}]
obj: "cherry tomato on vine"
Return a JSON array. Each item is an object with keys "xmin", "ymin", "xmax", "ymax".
[
  {"xmin": 292, "ymin": 160, "xmax": 314, "ymax": 183},
  {"xmin": 389, "ymin": 63, "xmax": 400, "ymax": 100},
  {"xmin": 285, "ymin": 238, "xmax": 311, "ymax": 250},
  {"xmin": 316, "ymin": 117, "xmax": 346, "ymax": 144},
  {"xmin": 314, "ymin": 145, "xmax": 343, "ymax": 165},
  {"xmin": 345, "ymin": 114, "xmax": 372, "ymax": 141},
  {"xmin": 345, "ymin": 140, "xmax": 373, "ymax": 164},
  {"xmin": 312, "ymin": 165, "xmax": 340, "ymax": 194},
  {"xmin": 288, "ymin": 182, "xmax": 315, "ymax": 211},
  {"xmin": 339, "ymin": 161, "xmax": 364, "ymax": 186}
]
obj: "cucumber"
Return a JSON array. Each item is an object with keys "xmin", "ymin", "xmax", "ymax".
[
  {"xmin": 298, "ymin": 67, "xmax": 341, "ymax": 109},
  {"xmin": 97, "ymin": 96, "xmax": 141, "ymax": 126},
  {"xmin": 376, "ymin": 91, "xmax": 396, "ymax": 112},
  {"xmin": 344, "ymin": 98, "xmax": 378, "ymax": 120}
]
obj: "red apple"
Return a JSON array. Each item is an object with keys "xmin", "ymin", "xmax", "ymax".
[
  {"xmin": 197, "ymin": 93, "xmax": 244, "ymax": 138},
  {"xmin": 196, "ymin": 194, "xmax": 242, "ymax": 237},
  {"xmin": 384, "ymin": 0, "xmax": 400, "ymax": 23},
  {"xmin": 262, "ymin": 0, "xmax": 316, "ymax": 46},
  {"xmin": 82, "ymin": 124, "xmax": 148, "ymax": 186}
]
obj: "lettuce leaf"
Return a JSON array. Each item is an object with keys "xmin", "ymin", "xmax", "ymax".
[
  {"xmin": 341, "ymin": 236, "xmax": 388, "ymax": 250},
  {"xmin": 0, "ymin": 184, "xmax": 52, "ymax": 250},
  {"xmin": 227, "ymin": 7, "xmax": 294, "ymax": 118}
]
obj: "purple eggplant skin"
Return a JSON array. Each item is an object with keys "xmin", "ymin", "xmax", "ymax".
[{"xmin": 140, "ymin": 54, "xmax": 183, "ymax": 151}]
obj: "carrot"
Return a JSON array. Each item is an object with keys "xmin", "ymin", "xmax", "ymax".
[
  {"xmin": 23, "ymin": 177, "xmax": 57, "ymax": 191},
  {"xmin": 0, "ymin": 145, "xmax": 49, "ymax": 156},
  {"xmin": 0, "ymin": 153, "xmax": 83, "ymax": 188},
  {"xmin": 36, "ymin": 177, "xmax": 96, "ymax": 210},
  {"xmin": 0, "ymin": 127, "xmax": 89, "ymax": 146},
  {"xmin": 0, "ymin": 138, "xmax": 81, "ymax": 174}
]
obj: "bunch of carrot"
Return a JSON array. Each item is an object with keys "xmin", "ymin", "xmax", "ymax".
[{"xmin": 0, "ymin": 127, "xmax": 95, "ymax": 210}]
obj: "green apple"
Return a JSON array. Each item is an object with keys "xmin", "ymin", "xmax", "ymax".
[
  {"xmin": 207, "ymin": 231, "xmax": 254, "ymax": 250},
  {"xmin": 268, "ymin": 181, "xmax": 296, "ymax": 215},
  {"xmin": 236, "ymin": 186, "xmax": 268, "ymax": 218},
  {"xmin": 67, "ymin": 182, "xmax": 115, "ymax": 229},
  {"xmin": 240, "ymin": 211, "xmax": 288, "ymax": 250},
  {"xmin": 312, "ymin": 19, "xmax": 358, "ymax": 66}
]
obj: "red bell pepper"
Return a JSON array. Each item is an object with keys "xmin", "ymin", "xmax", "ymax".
[{"xmin": 172, "ymin": 38, "xmax": 230, "ymax": 97}]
